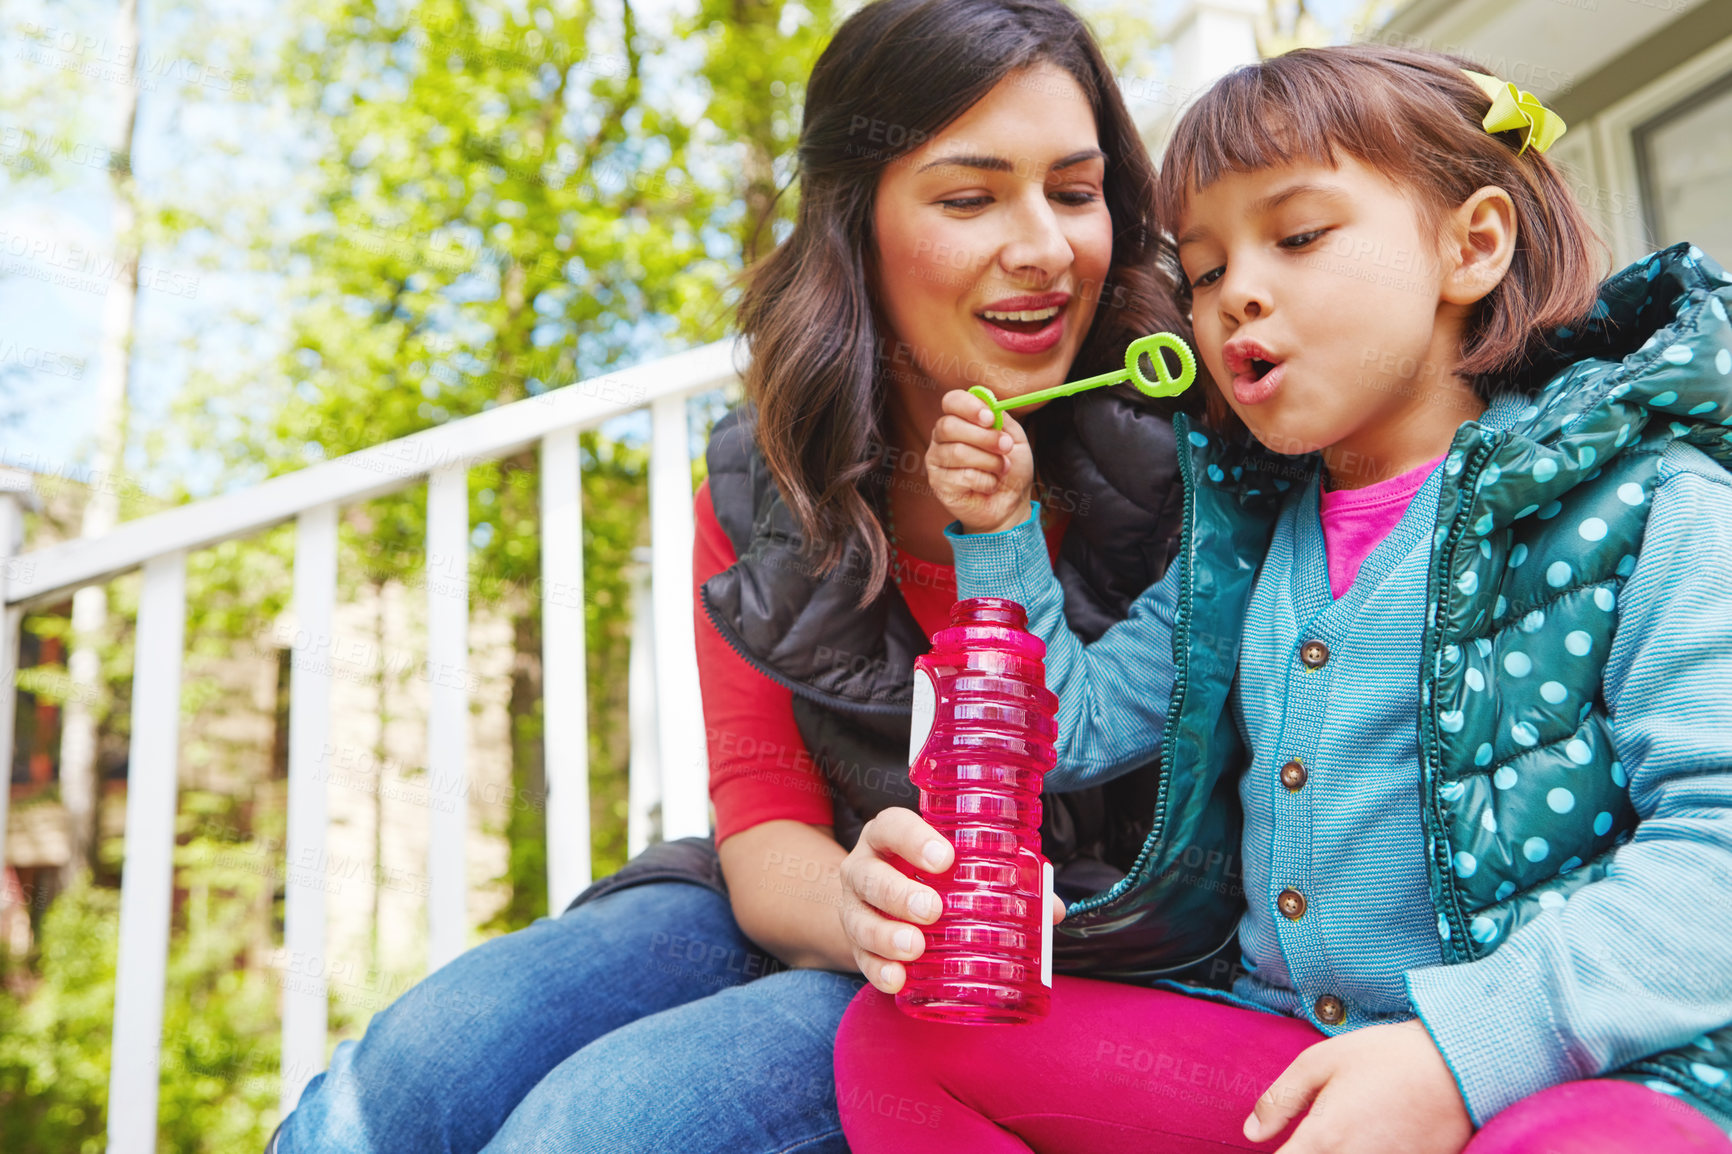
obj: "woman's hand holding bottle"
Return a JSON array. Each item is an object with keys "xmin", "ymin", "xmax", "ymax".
[
  {"xmin": 839, "ymin": 808, "xmax": 1063, "ymax": 994},
  {"xmin": 838, "ymin": 808, "xmax": 955, "ymax": 994},
  {"xmin": 925, "ymin": 389, "xmax": 1036, "ymax": 535}
]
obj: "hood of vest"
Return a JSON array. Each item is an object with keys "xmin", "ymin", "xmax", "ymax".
[{"xmin": 1450, "ymin": 240, "xmax": 1732, "ymax": 513}]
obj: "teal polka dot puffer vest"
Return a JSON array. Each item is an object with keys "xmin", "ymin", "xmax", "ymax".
[
  {"xmin": 1420, "ymin": 244, "xmax": 1732, "ymax": 1121},
  {"xmin": 1084, "ymin": 243, "xmax": 1732, "ymax": 1125}
]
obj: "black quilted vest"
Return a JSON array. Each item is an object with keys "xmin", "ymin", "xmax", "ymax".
[{"xmin": 698, "ymin": 392, "xmax": 1242, "ymax": 979}]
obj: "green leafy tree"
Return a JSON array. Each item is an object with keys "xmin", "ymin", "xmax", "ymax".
[
  {"xmin": 0, "ymin": 792, "xmax": 285, "ymax": 1153},
  {"xmin": 5, "ymin": 0, "xmax": 857, "ymax": 1144},
  {"xmin": 179, "ymin": 0, "xmax": 829, "ymax": 927},
  {"xmin": 233, "ymin": 0, "xmax": 725, "ymax": 931}
]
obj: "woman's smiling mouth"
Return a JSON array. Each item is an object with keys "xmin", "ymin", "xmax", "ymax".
[{"xmin": 977, "ymin": 292, "xmax": 1069, "ymax": 354}]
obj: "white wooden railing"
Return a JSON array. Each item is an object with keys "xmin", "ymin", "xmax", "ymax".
[{"xmin": 0, "ymin": 339, "xmax": 740, "ymax": 1151}]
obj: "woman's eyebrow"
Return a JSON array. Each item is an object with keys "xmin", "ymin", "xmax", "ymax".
[
  {"xmin": 917, "ymin": 147, "xmax": 1106, "ymax": 174},
  {"xmin": 918, "ymin": 153, "xmax": 1013, "ymax": 173},
  {"xmin": 1049, "ymin": 148, "xmax": 1107, "ymax": 171}
]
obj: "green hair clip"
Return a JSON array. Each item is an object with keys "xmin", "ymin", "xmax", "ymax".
[{"xmin": 967, "ymin": 331, "xmax": 1197, "ymax": 430}]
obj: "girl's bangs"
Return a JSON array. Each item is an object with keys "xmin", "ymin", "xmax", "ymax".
[{"xmin": 1154, "ymin": 60, "xmax": 1413, "ymax": 229}]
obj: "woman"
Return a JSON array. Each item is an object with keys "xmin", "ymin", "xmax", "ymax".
[{"xmin": 273, "ymin": 0, "xmax": 1206, "ymax": 1150}]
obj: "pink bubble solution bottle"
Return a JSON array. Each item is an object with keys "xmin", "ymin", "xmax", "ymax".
[{"xmin": 896, "ymin": 596, "xmax": 1058, "ymax": 1025}]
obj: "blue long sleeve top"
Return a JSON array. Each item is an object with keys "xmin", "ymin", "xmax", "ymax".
[{"xmin": 947, "ymin": 400, "xmax": 1732, "ymax": 1128}]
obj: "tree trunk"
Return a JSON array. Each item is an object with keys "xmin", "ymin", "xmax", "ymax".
[
  {"xmin": 500, "ymin": 585, "xmax": 548, "ymax": 927},
  {"xmin": 60, "ymin": 0, "xmax": 144, "ymax": 890},
  {"xmin": 733, "ymin": 0, "xmax": 781, "ymax": 262}
]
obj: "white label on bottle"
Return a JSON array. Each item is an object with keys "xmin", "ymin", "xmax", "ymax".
[
  {"xmin": 909, "ymin": 667, "xmax": 937, "ymax": 766},
  {"xmin": 1041, "ymin": 860, "xmax": 1054, "ymax": 988}
]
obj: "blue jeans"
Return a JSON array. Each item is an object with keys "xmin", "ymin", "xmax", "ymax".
[{"xmin": 278, "ymin": 880, "xmax": 866, "ymax": 1153}]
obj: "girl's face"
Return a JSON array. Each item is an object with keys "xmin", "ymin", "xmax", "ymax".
[
  {"xmin": 1175, "ymin": 155, "xmax": 1486, "ymax": 486},
  {"xmin": 872, "ymin": 62, "xmax": 1114, "ymax": 409}
]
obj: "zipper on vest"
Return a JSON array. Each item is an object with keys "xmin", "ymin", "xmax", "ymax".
[
  {"xmin": 1063, "ymin": 414, "xmax": 1201, "ymax": 920},
  {"xmin": 698, "ymin": 584, "xmax": 913, "ymax": 718},
  {"xmin": 1418, "ymin": 431, "xmax": 1499, "ymax": 961}
]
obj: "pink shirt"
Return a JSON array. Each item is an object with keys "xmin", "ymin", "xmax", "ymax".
[{"xmin": 1318, "ymin": 454, "xmax": 1447, "ymax": 599}]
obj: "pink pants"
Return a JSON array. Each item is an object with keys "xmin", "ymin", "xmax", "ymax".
[{"xmin": 834, "ymin": 976, "xmax": 1732, "ymax": 1154}]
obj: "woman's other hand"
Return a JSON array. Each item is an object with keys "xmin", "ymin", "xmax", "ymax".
[
  {"xmin": 926, "ymin": 389, "xmax": 1036, "ymax": 535},
  {"xmin": 839, "ymin": 807, "xmax": 1064, "ymax": 994}
]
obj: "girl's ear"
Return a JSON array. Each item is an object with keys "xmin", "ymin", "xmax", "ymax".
[{"xmin": 1441, "ymin": 186, "xmax": 1517, "ymax": 307}]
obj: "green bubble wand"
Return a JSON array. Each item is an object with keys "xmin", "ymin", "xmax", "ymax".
[{"xmin": 967, "ymin": 331, "xmax": 1198, "ymax": 430}]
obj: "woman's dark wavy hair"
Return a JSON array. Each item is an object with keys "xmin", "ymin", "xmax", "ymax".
[{"xmin": 736, "ymin": 0, "xmax": 1192, "ymax": 606}]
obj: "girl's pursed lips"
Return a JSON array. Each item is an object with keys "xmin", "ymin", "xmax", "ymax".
[
  {"xmin": 1231, "ymin": 360, "xmax": 1284, "ymax": 406},
  {"xmin": 1221, "ymin": 336, "xmax": 1282, "ymax": 377}
]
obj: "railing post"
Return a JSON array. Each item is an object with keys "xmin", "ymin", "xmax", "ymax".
[
  {"xmin": 647, "ymin": 395, "xmax": 708, "ymax": 840},
  {"xmin": 281, "ymin": 503, "xmax": 337, "ymax": 1116},
  {"xmin": 0, "ymin": 468, "xmax": 30, "ymax": 895},
  {"xmin": 625, "ymin": 550, "xmax": 662, "ymax": 857},
  {"xmin": 539, "ymin": 430, "xmax": 591, "ymax": 912},
  {"xmin": 425, "ymin": 466, "xmax": 470, "ymax": 971},
  {"xmin": 107, "ymin": 551, "xmax": 187, "ymax": 1154},
  {"xmin": 0, "ymin": 350, "xmax": 745, "ymax": 1143}
]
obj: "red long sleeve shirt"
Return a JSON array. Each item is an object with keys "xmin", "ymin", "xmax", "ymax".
[{"xmin": 693, "ymin": 479, "xmax": 1068, "ymax": 846}]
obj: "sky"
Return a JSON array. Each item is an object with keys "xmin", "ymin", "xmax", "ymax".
[
  {"xmin": 0, "ymin": 0, "xmax": 299, "ymax": 497},
  {"xmin": 0, "ymin": 0, "xmax": 1381, "ymax": 502}
]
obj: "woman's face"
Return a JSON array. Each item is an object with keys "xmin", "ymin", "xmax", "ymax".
[{"xmin": 871, "ymin": 61, "xmax": 1114, "ymax": 407}]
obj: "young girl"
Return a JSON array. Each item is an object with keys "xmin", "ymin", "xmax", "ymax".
[{"xmin": 831, "ymin": 45, "xmax": 1732, "ymax": 1154}]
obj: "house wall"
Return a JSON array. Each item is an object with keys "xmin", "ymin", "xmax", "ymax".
[
  {"xmin": 273, "ymin": 576, "xmax": 519, "ymax": 1031},
  {"xmin": 1381, "ymin": 0, "xmax": 1732, "ymax": 269},
  {"xmin": 1133, "ymin": 0, "xmax": 1732, "ymax": 274}
]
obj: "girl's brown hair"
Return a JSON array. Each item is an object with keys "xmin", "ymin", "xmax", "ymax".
[
  {"xmin": 736, "ymin": 0, "xmax": 1191, "ymax": 606},
  {"xmin": 1155, "ymin": 44, "xmax": 1609, "ymax": 403}
]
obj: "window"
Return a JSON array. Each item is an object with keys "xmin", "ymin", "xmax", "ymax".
[{"xmin": 1635, "ymin": 72, "xmax": 1732, "ymax": 265}]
